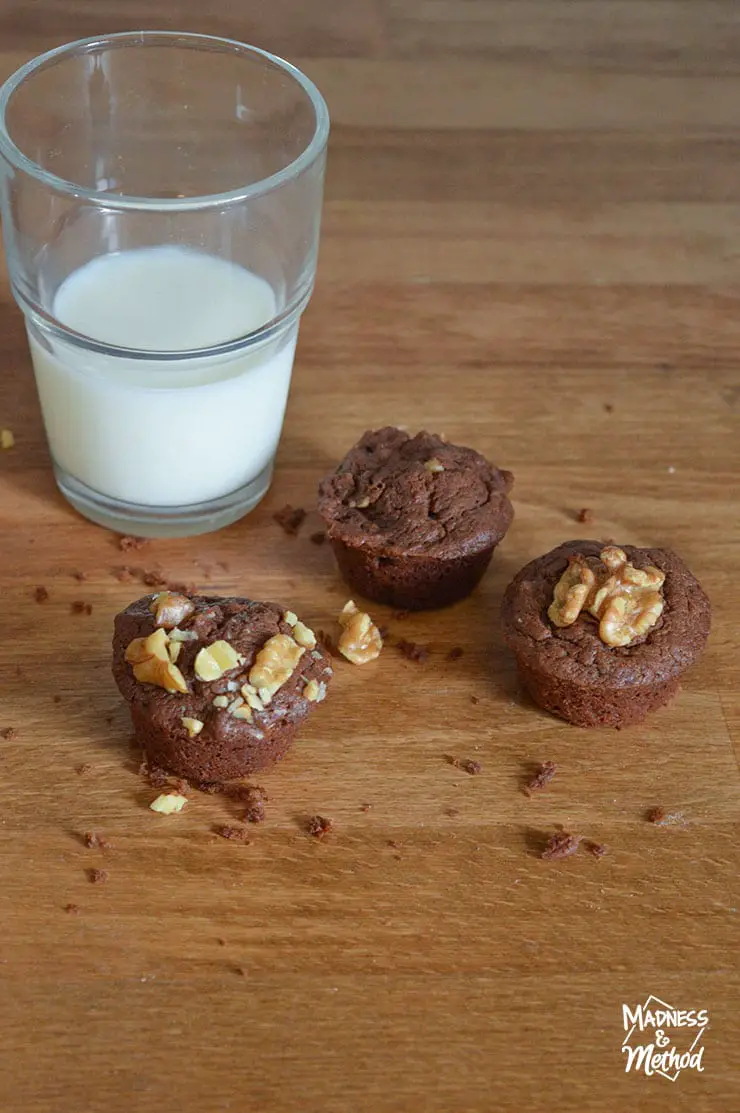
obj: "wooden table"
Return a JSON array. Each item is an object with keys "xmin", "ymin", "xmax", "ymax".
[{"xmin": 0, "ymin": 4, "xmax": 738, "ymax": 1111}]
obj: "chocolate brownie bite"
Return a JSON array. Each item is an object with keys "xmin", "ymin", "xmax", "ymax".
[
  {"xmin": 112, "ymin": 593, "xmax": 332, "ymax": 782},
  {"xmin": 501, "ymin": 541, "xmax": 710, "ymax": 728},
  {"xmin": 318, "ymin": 428, "xmax": 514, "ymax": 610}
]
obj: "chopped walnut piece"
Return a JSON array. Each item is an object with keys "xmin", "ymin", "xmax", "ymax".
[
  {"xmin": 150, "ymin": 793, "xmax": 188, "ymax": 814},
  {"xmin": 181, "ymin": 717, "xmax": 204, "ymax": 738},
  {"xmin": 307, "ymin": 815, "xmax": 333, "ymax": 838},
  {"xmin": 540, "ymin": 832, "xmax": 581, "ymax": 860},
  {"xmin": 549, "ymin": 546, "xmax": 665, "ymax": 648},
  {"xmin": 0, "ymin": 428, "xmax": 14, "ymax": 450},
  {"xmin": 273, "ymin": 505, "xmax": 306, "ymax": 535},
  {"xmin": 283, "ymin": 611, "xmax": 298, "ymax": 627},
  {"xmin": 126, "ymin": 629, "xmax": 188, "ymax": 693},
  {"xmin": 303, "ymin": 679, "xmax": 327, "ymax": 702},
  {"xmin": 337, "ymin": 600, "xmax": 383, "ymax": 665},
  {"xmin": 524, "ymin": 761, "xmax": 558, "ymax": 795},
  {"xmin": 350, "ymin": 495, "xmax": 371, "ymax": 508},
  {"xmin": 151, "ymin": 591, "xmax": 195, "ymax": 629},
  {"xmin": 241, "ymin": 683, "xmax": 265, "ymax": 712},
  {"xmin": 169, "ymin": 627, "xmax": 199, "ymax": 643},
  {"xmin": 424, "ymin": 457, "xmax": 445, "ymax": 473},
  {"xmin": 248, "ymin": 634, "xmax": 304, "ymax": 703},
  {"xmin": 212, "ymin": 695, "xmax": 229, "ymax": 709},
  {"xmin": 231, "ymin": 704, "xmax": 253, "ymax": 721},
  {"xmin": 194, "ymin": 640, "xmax": 244, "ymax": 682},
  {"xmin": 293, "ymin": 620, "xmax": 317, "ymax": 649}
]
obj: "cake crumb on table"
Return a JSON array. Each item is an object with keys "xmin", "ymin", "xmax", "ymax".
[
  {"xmin": 540, "ymin": 832, "xmax": 581, "ymax": 860},
  {"xmin": 359, "ymin": 802, "xmax": 372, "ymax": 812},
  {"xmin": 396, "ymin": 638, "xmax": 429, "ymax": 663},
  {"xmin": 647, "ymin": 806, "xmax": 687, "ymax": 827},
  {"xmin": 75, "ymin": 763, "xmax": 92, "ymax": 775},
  {"xmin": 524, "ymin": 761, "xmax": 558, "ymax": 795},
  {"xmin": 576, "ymin": 508, "xmax": 594, "ymax": 524},
  {"xmin": 1, "ymin": 727, "xmax": 17, "ymax": 740},
  {"xmin": 34, "ymin": 586, "xmax": 49, "ymax": 603},
  {"xmin": 445, "ymin": 755, "xmax": 482, "ymax": 775},
  {"xmin": 307, "ymin": 815, "xmax": 333, "ymax": 838},
  {"xmin": 309, "ymin": 530, "xmax": 326, "ymax": 545},
  {"xmin": 71, "ymin": 600, "xmax": 93, "ymax": 615},
  {"xmin": 273, "ymin": 505, "xmax": 306, "ymax": 535},
  {"xmin": 118, "ymin": 535, "xmax": 148, "ymax": 552},
  {"xmin": 584, "ymin": 840, "xmax": 608, "ymax": 858},
  {"xmin": 447, "ymin": 647, "xmax": 464, "ymax": 661},
  {"xmin": 72, "ymin": 570, "xmax": 87, "ymax": 582},
  {"xmin": 64, "ymin": 903, "xmax": 80, "ymax": 914},
  {"xmin": 84, "ymin": 832, "xmax": 111, "ymax": 850},
  {"xmin": 214, "ymin": 825, "xmax": 251, "ymax": 843},
  {"xmin": 87, "ymin": 868, "xmax": 108, "ymax": 884}
]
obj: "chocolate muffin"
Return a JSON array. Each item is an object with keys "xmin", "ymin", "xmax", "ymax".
[
  {"xmin": 317, "ymin": 428, "xmax": 514, "ymax": 610},
  {"xmin": 112, "ymin": 593, "xmax": 332, "ymax": 782},
  {"xmin": 501, "ymin": 540, "xmax": 710, "ymax": 728}
]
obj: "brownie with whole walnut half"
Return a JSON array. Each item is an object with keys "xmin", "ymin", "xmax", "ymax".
[
  {"xmin": 112, "ymin": 593, "xmax": 332, "ymax": 782},
  {"xmin": 501, "ymin": 540, "xmax": 710, "ymax": 728},
  {"xmin": 317, "ymin": 428, "xmax": 514, "ymax": 610}
]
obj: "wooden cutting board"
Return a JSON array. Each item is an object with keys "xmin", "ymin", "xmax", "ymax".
[{"xmin": 0, "ymin": 5, "xmax": 737, "ymax": 1112}]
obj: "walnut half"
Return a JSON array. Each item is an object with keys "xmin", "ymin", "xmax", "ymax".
[
  {"xmin": 548, "ymin": 546, "xmax": 665, "ymax": 648},
  {"xmin": 337, "ymin": 601, "xmax": 383, "ymax": 665}
]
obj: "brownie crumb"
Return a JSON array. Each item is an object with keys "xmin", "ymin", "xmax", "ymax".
[
  {"xmin": 359, "ymin": 803, "xmax": 372, "ymax": 813},
  {"xmin": 53, "ymin": 695, "xmax": 62, "ymax": 704},
  {"xmin": 34, "ymin": 586, "xmax": 49, "ymax": 603},
  {"xmin": 470, "ymin": 695, "xmax": 480, "ymax": 705},
  {"xmin": 445, "ymin": 755, "xmax": 482, "ymax": 775},
  {"xmin": 392, "ymin": 610, "xmax": 410, "ymax": 621},
  {"xmin": 64, "ymin": 903, "xmax": 80, "ymax": 914},
  {"xmin": 584, "ymin": 840, "xmax": 608, "ymax": 858},
  {"xmin": 146, "ymin": 765, "xmax": 170, "ymax": 789},
  {"xmin": 1, "ymin": 727, "xmax": 17, "ymax": 741},
  {"xmin": 84, "ymin": 832, "xmax": 112, "ymax": 850},
  {"xmin": 540, "ymin": 832, "xmax": 581, "ymax": 860},
  {"xmin": 75, "ymin": 763, "xmax": 92, "ymax": 775},
  {"xmin": 444, "ymin": 806, "xmax": 460, "ymax": 817},
  {"xmin": 647, "ymin": 806, "xmax": 666, "ymax": 825},
  {"xmin": 167, "ymin": 581, "xmax": 197, "ymax": 595},
  {"xmin": 309, "ymin": 530, "xmax": 326, "ymax": 545},
  {"xmin": 317, "ymin": 630, "xmax": 338, "ymax": 656},
  {"xmin": 71, "ymin": 600, "xmax": 93, "ymax": 615},
  {"xmin": 576, "ymin": 508, "xmax": 594, "ymax": 524},
  {"xmin": 87, "ymin": 868, "xmax": 108, "ymax": 884},
  {"xmin": 118, "ymin": 535, "xmax": 148, "ymax": 552},
  {"xmin": 307, "ymin": 815, "xmax": 333, "ymax": 838},
  {"xmin": 273, "ymin": 505, "xmax": 306, "ymax": 535},
  {"xmin": 447, "ymin": 647, "xmax": 464, "ymax": 661},
  {"xmin": 72, "ymin": 570, "xmax": 87, "ymax": 582},
  {"xmin": 214, "ymin": 825, "xmax": 251, "ymax": 843},
  {"xmin": 397, "ymin": 638, "xmax": 429, "ymax": 663},
  {"xmin": 243, "ymin": 801, "xmax": 265, "ymax": 824},
  {"xmin": 604, "ymin": 402, "xmax": 614, "ymax": 414},
  {"xmin": 387, "ymin": 839, "xmax": 400, "ymax": 849},
  {"xmin": 524, "ymin": 761, "xmax": 558, "ymax": 796},
  {"xmin": 113, "ymin": 566, "xmax": 136, "ymax": 584},
  {"xmin": 647, "ymin": 806, "xmax": 687, "ymax": 827}
]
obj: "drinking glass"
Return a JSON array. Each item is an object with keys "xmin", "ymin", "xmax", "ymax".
[{"xmin": 0, "ymin": 32, "xmax": 329, "ymax": 536}]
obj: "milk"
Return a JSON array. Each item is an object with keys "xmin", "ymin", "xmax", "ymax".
[{"xmin": 29, "ymin": 246, "xmax": 296, "ymax": 507}]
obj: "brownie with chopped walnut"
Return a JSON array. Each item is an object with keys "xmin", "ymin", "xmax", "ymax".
[
  {"xmin": 112, "ymin": 593, "xmax": 332, "ymax": 782},
  {"xmin": 317, "ymin": 428, "xmax": 514, "ymax": 610},
  {"xmin": 501, "ymin": 540, "xmax": 710, "ymax": 728}
]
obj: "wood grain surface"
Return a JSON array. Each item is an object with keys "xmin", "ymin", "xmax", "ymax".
[{"xmin": 0, "ymin": 4, "xmax": 738, "ymax": 1111}]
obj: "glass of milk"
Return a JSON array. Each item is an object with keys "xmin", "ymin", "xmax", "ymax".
[{"xmin": 0, "ymin": 32, "xmax": 329, "ymax": 536}]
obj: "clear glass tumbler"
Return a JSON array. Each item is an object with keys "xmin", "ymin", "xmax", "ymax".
[{"xmin": 0, "ymin": 32, "xmax": 329, "ymax": 536}]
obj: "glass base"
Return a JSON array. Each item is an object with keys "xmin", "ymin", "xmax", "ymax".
[{"xmin": 54, "ymin": 462, "xmax": 273, "ymax": 538}]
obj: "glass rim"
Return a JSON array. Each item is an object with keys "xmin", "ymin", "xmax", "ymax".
[{"xmin": 0, "ymin": 30, "xmax": 330, "ymax": 211}]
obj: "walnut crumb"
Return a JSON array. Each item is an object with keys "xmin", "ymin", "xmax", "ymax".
[
  {"xmin": 273, "ymin": 505, "xmax": 306, "ymax": 535},
  {"xmin": 307, "ymin": 815, "xmax": 333, "ymax": 838},
  {"xmin": 309, "ymin": 531, "xmax": 326, "ymax": 545},
  {"xmin": 445, "ymin": 755, "xmax": 482, "ymax": 775},
  {"xmin": 34, "ymin": 586, "xmax": 49, "ymax": 603},
  {"xmin": 118, "ymin": 535, "xmax": 148, "ymax": 551},
  {"xmin": 576, "ymin": 508, "xmax": 594, "ymax": 524},
  {"xmin": 84, "ymin": 832, "xmax": 111, "ymax": 850},
  {"xmin": 524, "ymin": 761, "xmax": 558, "ymax": 795},
  {"xmin": 396, "ymin": 639, "xmax": 429, "ymax": 663},
  {"xmin": 87, "ymin": 868, "xmax": 108, "ymax": 884},
  {"xmin": 214, "ymin": 825, "xmax": 251, "ymax": 843},
  {"xmin": 540, "ymin": 832, "xmax": 581, "ymax": 860}
]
